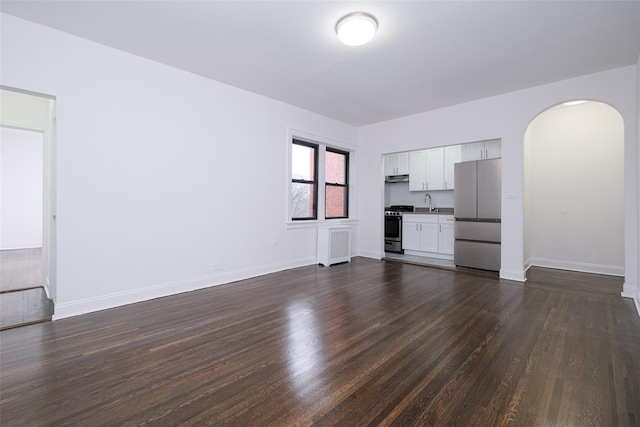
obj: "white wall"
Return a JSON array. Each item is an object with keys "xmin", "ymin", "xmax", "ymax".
[
  {"xmin": 1, "ymin": 14, "xmax": 358, "ymax": 318},
  {"xmin": 525, "ymin": 102, "xmax": 624, "ymax": 275},
  {"xmin": 0, "ymin": 127, "xmax": 43, "ymax": 249},
  {"xmin": 358, "ymin": 67, "xmax": 638, "ymax": 293}
]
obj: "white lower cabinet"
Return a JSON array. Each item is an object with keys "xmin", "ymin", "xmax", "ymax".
[
  {"xmin": 438, "ymin": 215, "xmax": 455, "ymax": 255},
  {"xmin": 403, "ymin": 214, "xmax": 455, "ymax": 257},
  {"xmin": 403, "ymin": 215, "xmax": 439, "ymax": 252}
]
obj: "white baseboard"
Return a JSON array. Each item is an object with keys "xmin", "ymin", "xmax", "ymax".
[
  {"xmin": 528, "ymin": 258, "xmax": 624, "ymax": 277},
  {"xmin": 622, "ymin": 283, "xmax": 636, "ymax": 299},
  {"xmin": 0, "ymin": 242, "xmax": 43, "ymax": 250},
  {"xmin": 53, "ymin": 256, "xmax": 317, "ymax": 320},
  {"xmin": 358, "ymin": 249, "xmax": 384, "ymax": 260},
  {"xmin": 621, "ymin": 283, "xmax": 640, "ymax": 318},
  {"xmin": 500, "ymin": 269, "xmax": 526, "ymax": 282},
  {"xmin": 403, "ymin": 250, "xmax": 453, "ymax": 261}
]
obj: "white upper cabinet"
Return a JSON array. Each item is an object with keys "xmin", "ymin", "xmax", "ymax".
[
  {"xmin": 409, "ymin": 150, "xmax": 426, "ymax": 191},
  {"xmin": 425, "ymin": 148, "xmax": 445, "ymax": 190},
  {"xmin": 384, "ymin": 152, "xmax": 409, "ymax": 176},
  {"xmin": 409, "ymin": 146, "xmax": 460, "ymax": 191},
  {"xmin": 461, "ymin": 141, "xmax": 484, "ymax": 161},
  {"xmin": 484, "ymin": 139, "xmax": 502, "ymax": 159},
  {"xmin": 461, "ymin": 139, "xmax": 501, "ymax": 161},
  {"xmin": 444, "ymin": 145, "xmax": 461, "ymax": 189}
]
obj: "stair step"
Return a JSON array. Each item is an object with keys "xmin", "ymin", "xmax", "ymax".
[{"xmin": 0, "ymin": 287, "xmax": 53, "ymax": 330}]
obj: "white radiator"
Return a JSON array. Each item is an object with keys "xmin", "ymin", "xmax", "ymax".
[{"xmin": 317, "ymin": 226, "xmax": 352, "ymax": 266}]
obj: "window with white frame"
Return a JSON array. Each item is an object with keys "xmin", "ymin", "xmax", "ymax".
[
  {"xmin": 325, "ymin": 147, "xmax": 349, "ymax": 219},
  {"xmin": 290, "ymin": 138, "xmax": 350, "ymax": 221},
  {"xmin": 291, "ymin": 140, "xmax": 318, "ymax": 220}
]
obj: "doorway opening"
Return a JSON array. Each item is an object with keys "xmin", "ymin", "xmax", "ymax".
[
  {"xmin": 523, "ymin": 100, "xmax": 624, "ymax": 278},
  {"xmin": 0, "ymin": 87, "xmax": 56, "ymax": 329}
]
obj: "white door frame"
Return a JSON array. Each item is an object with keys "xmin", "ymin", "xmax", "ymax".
[{"xmin": 0, "ymin": 86, "xmax": 57, "ymax": 302}]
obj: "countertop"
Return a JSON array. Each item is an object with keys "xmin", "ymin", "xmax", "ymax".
[{"xmin": 406, "ymin": 207, "xmax": 454, "ymax": 215}]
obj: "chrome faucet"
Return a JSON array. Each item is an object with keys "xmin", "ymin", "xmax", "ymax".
[{"xmin": 424, "ymin": 193, "xmax": 434, "ymax": 212}]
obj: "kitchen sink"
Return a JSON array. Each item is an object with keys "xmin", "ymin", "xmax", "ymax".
[{"xmin": 414, "ymin": 207, "xmax": 439, "ymax": 213}]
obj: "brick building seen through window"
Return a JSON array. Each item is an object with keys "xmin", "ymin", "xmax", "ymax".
[
  {"xmin": 291, "ymin": 140, "xmax": 348, "ymax": 220},
  {"xmin": 325, "ymin": 148, "xmax": 348, "ymax": 218}
]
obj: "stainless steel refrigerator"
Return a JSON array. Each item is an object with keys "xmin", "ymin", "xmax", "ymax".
[{"xmin": 454, "ymin": 158, "xmax": 501, "ymax": 271}]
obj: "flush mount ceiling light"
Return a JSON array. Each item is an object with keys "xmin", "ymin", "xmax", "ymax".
[
  {"xmin": 335, "ymin": 12, "xmax": 378, "ymax": 46},
  {"xmin": 563, "ymin": 100, "xmax": 587, "ymax": 106}
]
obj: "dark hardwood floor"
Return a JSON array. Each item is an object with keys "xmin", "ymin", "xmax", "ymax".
[
  {"xmin": 1, "ymin": 258, "xmax": 639, "ymax": 426},
  {"xmin": 0, "ymin": 248, "xmax": 42, "ymax": 292},
  {"xmin": 0, "ymin": 248, "xmax": 53, "ymax": 330}
]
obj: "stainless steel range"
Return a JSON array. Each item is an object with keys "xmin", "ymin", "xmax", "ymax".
[{"xmin": 384, "ymin": 205, "xmax": 414, "ymax": 253}]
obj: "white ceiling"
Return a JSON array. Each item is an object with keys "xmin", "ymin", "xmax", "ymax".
[{"xmin": 2, "ymin": 1, "xmax": 639, "ymax": 126}]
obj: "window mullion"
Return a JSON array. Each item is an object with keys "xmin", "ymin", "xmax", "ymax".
[{"xmin": 318, "ymin": 146, "xmax": 326, "ymax": 220}]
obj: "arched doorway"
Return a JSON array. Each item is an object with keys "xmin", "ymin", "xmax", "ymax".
[{"xmin": 523, "ymin": 100, "xmax": 624, "ymax": 277}]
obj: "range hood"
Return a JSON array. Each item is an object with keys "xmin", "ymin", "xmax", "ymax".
[{"xmin": 385, "ymin": 174, "xmax": 409, "ymax": 183}]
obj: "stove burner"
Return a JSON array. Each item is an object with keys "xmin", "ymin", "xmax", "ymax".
[{"xmin": 384, "ymin": 205, "xmax": 414, "ymax": 216}]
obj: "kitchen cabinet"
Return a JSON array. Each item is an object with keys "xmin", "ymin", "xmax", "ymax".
[
  {"xmin": 425, "ymin": 148, "xmax": 445, "ymax": 190},
  {"xmin": 409, "ymin": 148, "xmax": 445, "ymax": 191},
  {"xmin": 409, "ymin": 145, "xmax": 461, "ymax": 191},
  {"xmin": 444, "ymin": 145, "xmax": 461, "ymax": 189},
  {"xmin": 409, "ymin": 150, "xmax": 426, "ymax": 191},
  {"xmin": 403, "ymin": 214, "xmax": 455, "ymax": 256},
  {"xmin": 461, "ymin": 139, "xmax": 501, "ymax": 161},
  {"xmin": 384, "ymin": 152, "xmax": 409, "ymax": 176},
  {"xmin": 402, "ymin": 214, "xmax": 439, "ymax": 252},
  {"xmin": 438, "ymin": 215, "xmax": 455, "ymax": 255}
]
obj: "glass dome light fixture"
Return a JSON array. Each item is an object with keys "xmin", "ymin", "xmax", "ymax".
[
  {"xmin": 335, "ymin": 12, "xmax": 378, "ymax": 46},
  {"xmin": 563, "ymin": 100, "xmax": 587, "ymax": 106}
]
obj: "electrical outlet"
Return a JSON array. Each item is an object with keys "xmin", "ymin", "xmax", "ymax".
[
  {"xmin": 212, "ymin": 263, "xmax": 223, "ymax": 271},
  {"xmin": 272, "ymin": 234, "xmax": 278, "ymax": 244}
]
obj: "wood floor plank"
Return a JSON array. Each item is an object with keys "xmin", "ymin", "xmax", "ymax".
[
  {"xmin": 0, "ymin": 248, "xmax": 42, "ymax": 292},
  {"xmin": 1, "ymin": 259, "xmax": 639, "ymax": 426},
  {"xmin": 0, "ymin": 287, "xmax": 53, "ymax": 330}
]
